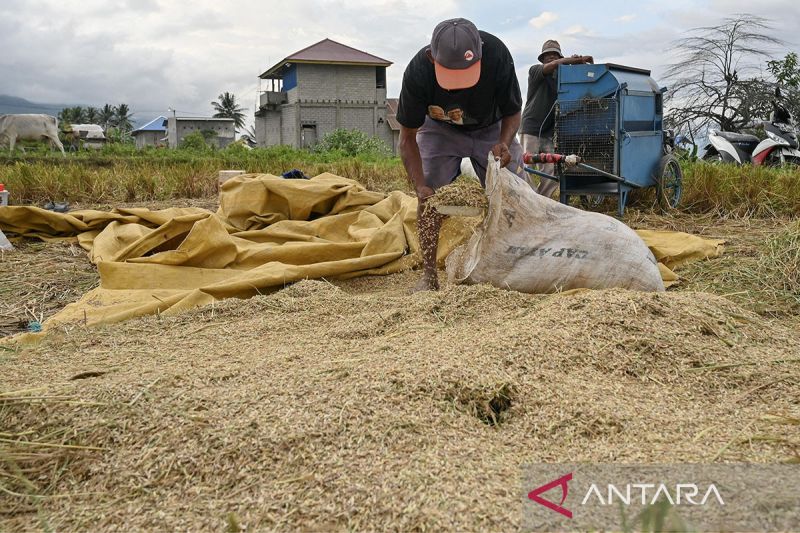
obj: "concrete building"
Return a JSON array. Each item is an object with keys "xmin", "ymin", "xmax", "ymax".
[
  {"xmin": 131, "ymin": 116, "xmax": 167, "ymax": 149},
  {"xmin": 255, "ymin": 39, "xmax": 396, "ymax": 152},
  {"xmin": 385, "ymin": 98, "xmax": 401, "ymax": 154},
  {"xmin": 166, "ymin": 116, "xmax": 235, "ymax": 149},
  {"xmin": 67, "ymin": 124, "xmax": 106, "ymax": 150}
]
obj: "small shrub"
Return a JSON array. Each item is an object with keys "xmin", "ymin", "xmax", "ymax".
[
  {"xmin": 105, "ymin": 128, "xmax": 134, "ymax": 146},
  {"xmin": 314, "ymin": 129, "xmax": 390, "ymax": 157},
  {"xmin": 222, "ymin": 142, "xmax": 251, "ymax": 156},
  {"xmin": 199, "ymin": 129, "xmax": 217, "ymax": 143},
  {"xmin": 179, "ymin": 131, "xmax": 211, "ymax": 151}
]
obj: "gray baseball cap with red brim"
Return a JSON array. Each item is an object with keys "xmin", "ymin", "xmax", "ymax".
[{"xmin": 430, "ymin": 18, "xmax": 483, "ymax": 90}]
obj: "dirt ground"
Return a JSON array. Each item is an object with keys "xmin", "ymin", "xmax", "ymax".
[{"xmin": 1, "ymin": 206, "xmax": 799, "ymax": 531}]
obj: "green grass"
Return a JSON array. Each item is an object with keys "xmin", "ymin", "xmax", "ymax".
[
  {"xmin": 1, "ymin": 146, "xmax": 799, "ymax": 217},
  {"xmin": 0, "ymin": 145, "xmax": 409, "ymax": 204},
  {"xmin": 679, "ymin": 161, "xmax": 800, "ymax": 217}
]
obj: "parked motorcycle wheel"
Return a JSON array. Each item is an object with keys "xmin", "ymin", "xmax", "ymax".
[
  {"xmin": 766, "ymin": 151, "xmax": 800, "ymax": 168},
  {"xmin": 657, "ymin": 155, "xmax": 682, "ymax": 211},
  {"xmin": 702, "ymin": 151, "xmax": 724, "ymax": 163},
  {"xmin": 765, "ymin": 150, "xmax": 784, "ymax": 167}
]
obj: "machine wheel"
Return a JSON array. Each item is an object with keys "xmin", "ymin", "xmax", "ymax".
[
  {"xmin": 702, "ymin": 151, "xmax": 723, "ymax": 163},
  {"xmin": 579, "ymin": 195, "xmax": 604, "ymax": 209},
  {"xmin": 656, "ymin": 155, "xmax": 682, "ymax": 211}
]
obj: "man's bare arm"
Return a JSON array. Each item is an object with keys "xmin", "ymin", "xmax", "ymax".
[
  {"xmin": 499, "ymin": 111, "xmax": 521, "ymax": 147},
  {"xmin": 491, "ymin": 111, "xmax": 521, "ymax": 167},
  {"xmin": 542, "ymin": 55, "xmax": 594, "ymax": 75},
  {"xmin": 399, "ymin": 125, "xmax": 433, "ymax": 199}
]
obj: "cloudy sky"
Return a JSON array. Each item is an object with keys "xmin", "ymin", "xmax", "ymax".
[{"xmin": 1, "ymin": 0, "xmax": 798, "ymax": 126}]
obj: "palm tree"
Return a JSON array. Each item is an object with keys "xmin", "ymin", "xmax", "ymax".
[
  {"xmin": 99, "ymin": 104, "xmax": 116, "ymax": 132},
  {"xmin": 85, "ymin": 106, "xmax": 100, "ymax": 124},
  {"xmin": 240, "ymin": 124, "xmax": 257, "ymax": 146},
  {"xmin": 211, "ymin": 92, "xmax": 246, "ymax": 131},
  {"xmin": 113, "ymin": 104, "xmax": 133, "ymax": 132},
  {"xmin": 57, "ymin": 108, "xmax": 71, "ymax": 124},
  {"xmin": 58, "ymin": 106, "xmax": 86, "ymax": 125}
]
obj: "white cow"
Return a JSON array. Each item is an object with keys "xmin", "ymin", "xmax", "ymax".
[{"xmin": 0, "ymin": 114, "xmax": 66, "ymax": 155}]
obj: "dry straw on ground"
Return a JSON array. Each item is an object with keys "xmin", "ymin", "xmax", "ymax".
[
  {"xmin": 0, "ymin": 198, "xmax": 218, "ymax": 337},
  {"xmin": 2, "ymin": 272, "xmax": 799, "ymax": 531},
  {"xmin": 629, "ymin": 213, "xmax": 800, "ymax": 320},
  {"xmin": 759, "ymin": 220, "xmax": 800, "ymax": 297},
  {"xmin": 2, "ymin": 213, "xmax": 799, "ymax": 531},
  {"xmin": 0, "ymin": 242, "xmax": 99, "ymax": 337}
]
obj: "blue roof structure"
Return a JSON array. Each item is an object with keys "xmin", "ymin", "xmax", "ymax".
[{"xmin": 133, "ymin": 115, "xmax": 167, "ymax": 133}]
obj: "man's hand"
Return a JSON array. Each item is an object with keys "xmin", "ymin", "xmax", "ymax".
[
  {"xmin": 491, "ymin": 143, "xmax": 511, "ymax": 168},
  {"xmin": 562, "ymin": 55, "xmax": 594, "ymax": 66},
  {"xmin": 416, "ymin": 184, "xmax": 435, "ymax": 201}
]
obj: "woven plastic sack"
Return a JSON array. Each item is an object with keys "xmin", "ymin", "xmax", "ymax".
[{"xmin": 446, "ymin": 157, "xmax": 665, "ymax": 293}]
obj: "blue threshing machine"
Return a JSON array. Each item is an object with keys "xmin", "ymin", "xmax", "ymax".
[{"xmin": 533, "ymin": 63, "xmax": 682, "ymax": 216}]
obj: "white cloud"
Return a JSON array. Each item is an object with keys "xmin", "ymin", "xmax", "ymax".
[
  {"xmin": 564, "ymin": 25, "xmax": 589, "ymax": 36},
  {"xmin": 529, "ymin": 11, "xmax": 560, "ymax": 29},
  {"xmin": 616, "ymin": 14, "xmax": 637, "ymax": 23},
  {"xmin": 0, "ymin": 0, "xmax": 459, "ymax": 126},
  {"xmin": 2, "ymin": 0, "xmax": 799, "ymax": 131}
]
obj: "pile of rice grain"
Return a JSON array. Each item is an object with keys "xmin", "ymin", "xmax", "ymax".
[
  {"xmin": 3, "ymin": 275, "xmax": 799, "ymax": 532},
  {"xmin": 427, "ymin": 177, "xmax": 488, "ymax": 211}
]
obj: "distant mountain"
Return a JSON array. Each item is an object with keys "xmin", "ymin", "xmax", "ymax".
[{"xmin": 0, "ymin": 95, "xmax": 72, "ymax": 116}]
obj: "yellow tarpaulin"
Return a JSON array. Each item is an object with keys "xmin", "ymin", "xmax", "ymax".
[
  {"xmin": 0, "ymin": 173, "xmax": 724, "ymax": 338},
  {"xmin": 635, "ymin": 229, "xmax": 726, "ymax": 271}
]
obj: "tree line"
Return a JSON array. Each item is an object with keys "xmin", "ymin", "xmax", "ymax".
[
  {"xmin": 53, "ymin": 92, "xmax": 247, "ymax": 146},
  {"xmin": 58, "ymin": 103, "xmax": 134, "ymax": 133}
]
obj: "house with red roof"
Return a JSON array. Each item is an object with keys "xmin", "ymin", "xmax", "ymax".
[{"xmin": 256, "ymin": 39, "xmax": 397, "ymax": 153}]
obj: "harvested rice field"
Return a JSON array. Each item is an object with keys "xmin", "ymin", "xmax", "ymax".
[{"xmin": 1, "ymin": 209, "xmax": 799, "ymax": 532}]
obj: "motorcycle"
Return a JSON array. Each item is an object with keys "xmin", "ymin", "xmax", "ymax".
[{"xmin": 702, "ymin": 88, "xmax": 800, "ymax": 166}]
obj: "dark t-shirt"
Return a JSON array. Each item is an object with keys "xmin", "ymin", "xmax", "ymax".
[
  {"xmin": 521, "ymin": 64, "xmax": 558, "ymax": 136},
  {"xmin": 396, "ymin": 31, "xmax": 521, "ymax": 131}
]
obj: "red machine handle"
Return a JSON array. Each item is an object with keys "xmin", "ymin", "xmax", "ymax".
[
  {"xmin": 522, "ymin": 152, "xmax": 582, "ymax": 166},
  {"xmin": 523, "ymin": 152, "xmax": 563, "ymax": 164}
]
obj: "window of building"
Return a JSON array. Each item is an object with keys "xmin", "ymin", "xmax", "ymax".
[{"xmin": 376, "ymin": 67, "xmax": 386, "ymax": 89}]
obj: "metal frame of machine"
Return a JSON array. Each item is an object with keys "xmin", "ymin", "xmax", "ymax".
[{"xmin": 527, "ymin": 63, "xmax": 682, "ymax": 216}]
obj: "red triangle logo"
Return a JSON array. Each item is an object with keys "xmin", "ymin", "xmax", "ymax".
[{"xmin": 528, "ymin": 472, "xmax": 573, "ymax": 519}]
